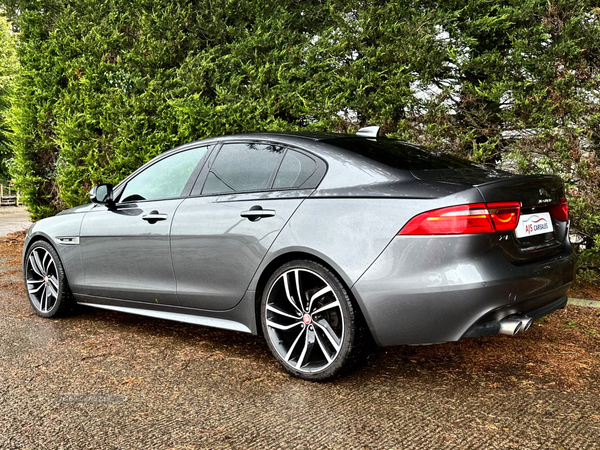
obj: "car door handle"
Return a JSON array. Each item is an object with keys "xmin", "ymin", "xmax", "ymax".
[
  {"xmin": 240, "ymin": 206, "xmax": 275, "ymax": 221},
  {"xmin": 142, "ymin": 211, "xmax": 168, "ymax": 223}
]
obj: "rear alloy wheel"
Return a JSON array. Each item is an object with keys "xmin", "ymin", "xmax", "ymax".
[
  {"xmin": 24, "ymin": 241, "xmax": 75, "ymax": 318},
  {"xmin": 261, "ymin": 260, "xmax": 367, "ymax": 381}
]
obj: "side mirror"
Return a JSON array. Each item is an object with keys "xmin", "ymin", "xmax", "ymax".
[{"xmin": 90, "ymin": 184, "xmax": 114, "ymax": 206}]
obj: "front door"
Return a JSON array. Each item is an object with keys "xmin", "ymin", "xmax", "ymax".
[
  {"xmin": 79, "ymin": 145, "xmax": 210, "ymax": 305},
  {"xmin": 80, "ymin": 199, "xmax": 183, "ymax": 305}
]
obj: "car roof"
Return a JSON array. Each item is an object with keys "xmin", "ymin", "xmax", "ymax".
[
  {"xmin": 247, "ymin": 131, "xmax": 356, "ymax": 141},
  {"xmin": 202, "ymin": 131, "xmax": 360, "ymax": 143},
  {"xmin": 168, "ymin": 132, "xmax": 369, "ymax": 160}
]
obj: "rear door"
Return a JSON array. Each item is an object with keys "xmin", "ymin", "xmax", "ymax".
[
  {"xmin": 171, "ymin": 142, "xmax": 325, "ymax": 310},
  {"xmin": 80, "ymin": 145, "xmax": 210, "ymax": 305}
]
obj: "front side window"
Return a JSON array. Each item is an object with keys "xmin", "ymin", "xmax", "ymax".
[
  {"xmin": 202, "ymin": 143, "xmax": 284, "ymax": 195},
  {"xmin": 120, "ymin": 147, "xmax": 208, "ymax": 202}
]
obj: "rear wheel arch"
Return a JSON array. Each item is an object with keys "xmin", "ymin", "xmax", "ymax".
[
  {"xmin": 253, "ymin": 251, "xmax": 371, "ymax": 340},
  {"xmin": 258, "ymin": 258, "xmax": 373, "ymax": 380}
]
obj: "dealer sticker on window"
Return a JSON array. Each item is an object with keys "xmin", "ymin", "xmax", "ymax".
[{"xmin": 514, "ymin": 212, "xmax": 554, "ymax": 238}]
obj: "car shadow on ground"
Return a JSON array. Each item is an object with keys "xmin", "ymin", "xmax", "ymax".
[{"xmin": 42, "ymin": 300, "xmax": 600, "ymax": 391}]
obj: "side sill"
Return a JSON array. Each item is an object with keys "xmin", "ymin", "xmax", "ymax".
[{"xmin": 77, "ymin": 302, "xmax": 252, "ymax": 334}]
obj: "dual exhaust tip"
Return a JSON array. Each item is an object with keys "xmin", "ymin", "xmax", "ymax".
[{"xmin": 498, "ymin": 315, "xmax": 534, "ymax": 336}]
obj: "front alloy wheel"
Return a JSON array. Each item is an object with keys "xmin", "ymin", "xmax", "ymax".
[
  {"xmin": 261, "ymin": 260, "xmax": 367, "ymax": 381},
  {"xmin": 24, "ymin": 240, "xmax": 75, "ymax": 318}
]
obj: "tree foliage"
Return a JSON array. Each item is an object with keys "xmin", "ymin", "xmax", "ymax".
[
  {"xmin": 0, "ymin": 14, "xmax": 18, "ymax": 182},
  {"xmin": 2, "ymin": 0, "xmax": 599, "ymax": 271}
]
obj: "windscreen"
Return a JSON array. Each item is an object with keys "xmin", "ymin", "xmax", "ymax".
[{"xmin": 326, "ymin": 138, "xmax": 479, "ymax": 170}]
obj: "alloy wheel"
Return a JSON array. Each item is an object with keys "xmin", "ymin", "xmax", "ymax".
[
  {"xmin": 26, "ymin": 247, "xmax": 60, "ymax": 313},
  {"xmin": 265, "ymin": 268, "xmax": 345, "ymax": 373}
]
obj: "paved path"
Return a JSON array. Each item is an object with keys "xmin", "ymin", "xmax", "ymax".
[{"xmin": 0, "ymin": 207, "xmax": 31, "ymax": 236}]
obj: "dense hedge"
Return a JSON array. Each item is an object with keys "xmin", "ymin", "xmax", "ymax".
[
  {"xmin": 0, "ymin": 14, "xmax": 18, "ymax": 182},
  {"xmin": 3, "ymin": 0, "xmax": 339, "ymax": 215},
  {"xmin": 1, "ymin": 1, "xmax": 599, "ymax": 271}
]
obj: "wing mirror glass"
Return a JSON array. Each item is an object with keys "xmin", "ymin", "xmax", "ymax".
[{"xmin": 90, "ymin": 184, "xmax": 114, "ymax": 206}]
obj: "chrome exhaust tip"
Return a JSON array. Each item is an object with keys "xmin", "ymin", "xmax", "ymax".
[
  {"xmin": 498, "ymin": 317, "xmax": 523, "ymax": 336},
  {"xmin": 498, "ymin": 315, "xmax": 533, "ymax": 336},
  {"xmin": 519, "ymin": 315, "xmax": 533, "ymax": 332}
]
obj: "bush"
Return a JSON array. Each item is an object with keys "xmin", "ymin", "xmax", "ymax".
[
  {"xmin": 0, "ymin": 15, "xmax": 18, "ymax": 181},
  {"xmin": 4, "ymin": 0, "xmax": 344, "ymax": 218},
  {"xmin": 2, "ymin": 0, "xmax": 600, "ymax": 250}
]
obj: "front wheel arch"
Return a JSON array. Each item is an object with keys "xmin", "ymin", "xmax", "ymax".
[
  {"xmin": 23, "ymin": 238, "xmax": 76, "ymax": 318},
  {"xmin": 23, "ymin": 233, "xmax": 58, "ymax": 263}
]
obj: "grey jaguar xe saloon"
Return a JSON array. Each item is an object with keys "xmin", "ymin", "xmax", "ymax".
[{"xmin": 23, "ymin": 127, "xmax": 575, "ymax": 380}]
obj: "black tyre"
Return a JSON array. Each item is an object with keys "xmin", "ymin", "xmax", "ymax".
[
  {"xmin": 24, "ymin": 240, "xmax": 75, "ymax": 318},
  {"xmin": 261, "ymin": 260, "xmax": 369, "ymax": 381}
]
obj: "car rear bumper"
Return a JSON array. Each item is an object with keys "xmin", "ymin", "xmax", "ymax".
[
  {"xmin": 461, "ymin": 294, "xmax": 568, "ymax": 338},
  {"xmin": 351, "ymin": 235, "xmax": 576, "ymax": 347}
]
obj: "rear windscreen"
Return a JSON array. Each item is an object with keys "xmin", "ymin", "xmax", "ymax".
[{"xmin": 326, "ymin": 138, "xmax": 479, "ymax": 170}]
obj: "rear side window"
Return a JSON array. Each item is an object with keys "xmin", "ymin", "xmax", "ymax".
[
  {"xmin": 203, "ymin": 143, "xmax": 284, "ymax": 195},
  {"xmin": 273, "ymin": 150, "xmax": 317, "ymax": 189},
  {"xmin": 326, "ymin": 138, "xmax": 478, "ymax": 170}
]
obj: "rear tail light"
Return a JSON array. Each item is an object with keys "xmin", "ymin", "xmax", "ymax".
[
  {"xmin": 549, "ymin": 197, "xmax": 569, "ymax": 222},
  {"xmin": 487, "ymin": 202, "xmax": 522, "ymax": 231},
  {"xmin": 398, "ymin": 202, "xmax": 521, "ymax": 236}
]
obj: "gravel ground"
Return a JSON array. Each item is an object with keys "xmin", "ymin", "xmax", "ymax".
[{"xmin": 1, "ymin": 232, "xmax": 600, "ymax": 449}]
